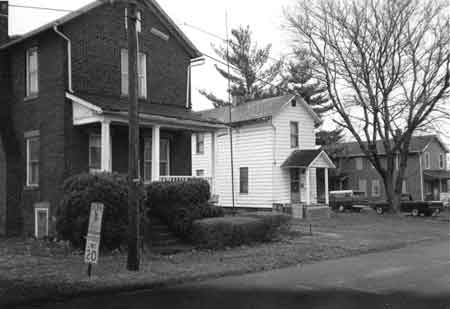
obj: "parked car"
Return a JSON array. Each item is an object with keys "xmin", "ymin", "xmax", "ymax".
[
  {"xmin": 371, "ymin": 193, "xmax": 444, "ymax": 216},
  {"xmin": 329, "ymin": 190, "xmax": 368, "ymax": 212}
]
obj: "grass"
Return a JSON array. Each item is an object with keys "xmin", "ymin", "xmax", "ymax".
[{"xmin": 1, "ymin": 209, "xmax": 449, "ymax": 306}]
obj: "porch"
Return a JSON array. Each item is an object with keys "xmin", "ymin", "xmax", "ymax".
[
  {"xmin": 423, "ymin": 170, "xmax": 450, "ymax": 202},
  {"xmin": 66, "ymin": 93, "xmax": 224, "ymax": 188}
]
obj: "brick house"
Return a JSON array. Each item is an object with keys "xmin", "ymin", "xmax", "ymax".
[
  {"xmin": 0, "ymin": 0, "xmax": 224, "ymax": 237},
  {"xmin": 327, "ymin": 135, "xmax": 450, "ymax": 202}
]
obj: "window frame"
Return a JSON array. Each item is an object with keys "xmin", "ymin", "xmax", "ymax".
[
  {"xmin": 239, "ymin": 167, "xmax": 249, "ymax": 194},
  {"xmin": 143, "ymin": 138, "xmax": 170, "ymax": 182},
  {"xmin": 371, "ymin": 179, "xmax": 381, "ymax": 197},
  {"xmin": 424, "ymin": 151, "xmax": 430, "ymax": 169},
  {"xmin": 89, "ymin": 134, "xmax": 102, "ymax": 173},
  {"xmin": 355, "ymin": 157, "xmax": 363, "ymax": 170},
  {"xmin": 439, "ymin": 153, "xmax": 445, "ymax": 169},
  {"xmin": 26, "ymin": 135, "xmax": 40, "ymax": 187},
  {"xmin": 121, "ymin": 49, "xmax": 147, "ymax": 98},
  {"xmin": 290, "ymin": 121, "xmax": 299, "ymax": 148},
  {"xmin": 26, "ymin": 47, "xmax": 39, "ymax": 98},
  {"xmin": 196, "ymin": 133, "xmax": 205, "ymax": 154}
]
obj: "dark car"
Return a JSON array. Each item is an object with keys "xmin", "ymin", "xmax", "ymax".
[
  {"xmin": 329, "ymin": 190, "xmax": 368, "ymax": 212},
  {"xmin": 371, "ymin": 193, "xmax": 444, "ymax": 216}
]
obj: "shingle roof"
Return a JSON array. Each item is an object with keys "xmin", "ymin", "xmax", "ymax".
[
  {"xmin": 76, "ymin": 93, "xmax": 224, "ymax": 125},
  {"xmin": 281, "ymin": 149, "xmax": 322, "ymax": 168},
  {"xmin": 327, "ymin": 135, "xmax": 448, "ymax": 157},
  {"xmin": 197, "ymin": 95, "xmax": 321, "ymax": 125}
]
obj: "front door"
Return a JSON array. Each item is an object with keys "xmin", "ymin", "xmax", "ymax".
[{"xmin": 290, "ymin": 169, "xmax": 301, "ymax": 203}]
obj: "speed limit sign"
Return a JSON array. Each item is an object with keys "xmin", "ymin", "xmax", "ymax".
[
  {"xmin": 84, "ymin": 235, "xmax": 100, "ymax": 264},
  {"xmin": 84, "ymin": 203, "xmax": 104, "ymax": 274}
]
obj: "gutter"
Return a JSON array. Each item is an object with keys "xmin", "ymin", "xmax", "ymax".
[{"xmin": 53, "ymin": 25, "xmax": 73, "ymax": 93}]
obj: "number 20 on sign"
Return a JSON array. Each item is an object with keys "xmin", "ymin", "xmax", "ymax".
[{"xmin": 84, "ymin": 203, "xmax": 104, "ymax": 276}]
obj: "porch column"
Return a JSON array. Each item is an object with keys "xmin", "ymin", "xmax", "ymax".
[
  {"xmin": 324, "ymin": 168, "xmax": 329, "ymax": 205},
  {"xmin": 101, "ymin": 120, "xmax": 112, "ymax": 172},
  {"xmin": 305, "ymin": 168, "xmax": 311, "ymax": 205},
  {"xmin": 151, "ymin": 125, "xmax": 160, "ymax": 181},
  {"xmin": 210, "ymin": 132, "xmax": 215, "ymax": 194}
]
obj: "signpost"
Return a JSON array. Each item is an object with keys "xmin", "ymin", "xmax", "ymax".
[{"xmin": 84, "ymin": 203, "xmax": 104, "ymax": 277}]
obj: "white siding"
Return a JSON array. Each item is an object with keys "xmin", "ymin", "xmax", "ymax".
[
  {"xmin": 213, "ymin": 123, "xmax": 274, "ymax": 208},
  {"xmin": 272, "ymin": 101, "xmax": 317, "ymax": 204},
  {"xmin": 191, "ymin": 132, "xmax": 213, "ymax": 176}
]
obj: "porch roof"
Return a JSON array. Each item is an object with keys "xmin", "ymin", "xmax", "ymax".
[
  {"xmin": 423, "ymin": 170, "xmax": 450, "ymax": 180},
  {"xmin": 67, "ymin": 93, "xmax": 226, "ymax": 130},
  {"xmin": 281, "ymin": 149, "xmax": 336, "ymax": 169}
]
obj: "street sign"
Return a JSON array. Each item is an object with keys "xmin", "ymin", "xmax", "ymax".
[{"xmin": 84, "ymin": 203, "xmax": 104, "ymax": 269}]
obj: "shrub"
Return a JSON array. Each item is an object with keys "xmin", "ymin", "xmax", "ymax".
[
  {"xmin": 191, "ymin": 212, "xmax": 291, "ymax": 249},
  {"xmin": 145, "ymin": 179, "xmax": 224, "ymax": 238},
  {"xmin": 56, "ymin": 173, "xmax": 143, "ymax": 251}
]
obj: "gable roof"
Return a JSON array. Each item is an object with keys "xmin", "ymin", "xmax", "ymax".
[
  {"xmin": 281, "ymin": 149, "xmax": 336, "ymax": 168},
  {"xmin": 0, "ymin": 0, "xmax": 202, "ymax": 58},
  {"xmin": 327, "ymin": 135, "xmax": 449, "ymax": 157},
  {"xmin": 197, "ymin": 95, "xmax": 321, "ymax": 125}
]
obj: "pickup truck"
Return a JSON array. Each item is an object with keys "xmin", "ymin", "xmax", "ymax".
[
  {"xmin": 371, "ymin": 194, "xmax": 444, "ymax": 216},
  {"xmin": 329, "ymin": 190, "xmax": 368, "ymax": 212}
]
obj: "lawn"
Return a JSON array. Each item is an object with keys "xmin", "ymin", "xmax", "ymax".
[{"xmin": 1, "ymin": 209, "xmax": 448, "ymax": 306}]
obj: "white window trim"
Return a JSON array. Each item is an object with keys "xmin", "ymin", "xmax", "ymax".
[
  {"xmin": 439, "ymin": 153, "xmax": 444, "ymax": 169},
  {"xmin": 34, "ymin": 208, "xmax": 49, "ymax": 238},
  {"xmin": 143, "ymin": 138, "xmax": 170, "ymax": 183},
  {"xmin": 160, "ymin": 139, "xmax": 170, "ymax": 176},
  {"xmin": 372, "ymin": 179, "xmax": 381, "ymax": 197},
  {"xmin": 196, "ymin": 133, "xmax": 205, "ymax": 154},
  {"xmin": 290, "ymin": 121, "xmax": 299, "ymax": 148},
  {"xmin": 138, "ymin": 52, "xmax": 147, "ymax": 99},
  {"xmin": 144, "ymin": 137, "xmax": 152, "ymax": 182},
  {"xmin": 424, "ymin": 151, "xmax": 430, "ymax": 169},
  {"xmin": 121, "ymin": 49, "xmax": 147, "ymax": 98},
  {"xmin": 89, "ymin": 133, "xmax": 102, "ymax": 173},
  {"xmin": 26, "ymin": 47, "xmax": 39, "ymax": 98},
  {"xmin": 26, "ymin": 135, "xmax": 40, "ymax": 187}
]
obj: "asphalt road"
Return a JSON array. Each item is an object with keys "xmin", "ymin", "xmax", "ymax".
[{"xmin": 15, "ymin": 240, "xmax": 450, "ymax": 309}]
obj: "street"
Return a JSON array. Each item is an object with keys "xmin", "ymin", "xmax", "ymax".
[{"xmin": 15, "ymin": 239, "xmax": 450, "ymax": 309}]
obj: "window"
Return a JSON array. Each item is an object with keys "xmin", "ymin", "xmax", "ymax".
[
  {"xmin": 424, "ymin": 152, "xmax": 430, "ymax": 169},
  {"xmin": 196, "ymin": 133, "xmax": 204, "ymax": 154},
  {"xmin": 355, "ymin": 158, "xmax": 363, "ymax": 170},
  {"xmin": 26, "ymin": 47, "xmax": 39, "ymax": 97},
  {"xmin": 240, "ymin": 167, "xmax": 249, "ymax": 194},
  {"xmin": 143, "ymin": 138, "xmax": 170, "ymax": 181},
  {"xmin": 26, "ymin": 136, "xmax": 40, "ymax": 186},
  {"xmin": 34, "ymin": 208, "xmax": 48, "ymax": 238},
  {"xmin": 125, "ymin": 9, "xmax": 142, "ymax": 33},
  {"xmin": 196, "ymin": 169, "xmax": 205, "ymax": 177},
  {"xmin": 371, "ymin": 179, "xmax": 381, "ymax": 197},
  {"xmin": 89, "ymin": 134, "xmax": 101, "ymax": 172},
  {"xmin": 395, "ymin": 155, "xmax": 399, "ymax": 170},
  {"xmin": 439, "ymin": 153, "xmax": 445, "ymax": 169},
  {"xmin": 121, "ymin": 49, "xmax": 147, "ymax": 98},
  {"xmin": 358, "ymin": 179, "xmax": 367, "ymax": 196},
  {"xmin": 290, "ymin": 122, "xmax": 299, "ymax": 148},
  {"xmin": 402, "ymin": 180, "xmax": 407, "ymax": 193}
]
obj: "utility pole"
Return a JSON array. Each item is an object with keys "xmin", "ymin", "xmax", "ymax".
[{"xmin": 127, "ymin": 0, "xmax": 140, "ymax": 271}]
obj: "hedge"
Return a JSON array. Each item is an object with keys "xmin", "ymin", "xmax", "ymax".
[
  {"xmin": 190, "ymin": 212, "xmax": 291, "ymax": 249},
  {"xmin": 56, "ymin": 173, "xmax": 144, "ymax": 251},
  {"xmin": 146, "ymin": 179, "xmax": 224, "ymax": 238}
]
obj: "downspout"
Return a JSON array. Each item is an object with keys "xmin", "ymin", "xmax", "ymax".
[{"xmin": 53, "ymin": 25, "xmax": 73, "ymax": 93}]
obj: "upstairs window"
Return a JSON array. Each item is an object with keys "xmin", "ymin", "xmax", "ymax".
[
  {"xmin": 196, "ymin": 133, "xmax": 204, "ymax": 154},
  {"xmin": 26, "ymin": 47, "xmax": 39, "ymax": 97},
  {"xmin": 26, "ymin": 134, "xmax": 40, "ymax": 187},
  {"xmin": 355, "ymin": 158, "xmax": 363, "ymax": 170},
  {"xmin": 290, "ymin": 122, "xmax": 299, "ymax": 148},
  {"xmin": 424, "ymin": 152, "xmax": 430, "ymax": 169},
  {"xmin": 121, "ymin": 49, "xmax": 147, "ymax": 98},
  {"xmin": 89, "ymin": 134, "xmax": 101, "ymax": 172},
  {"xmin": 125, "ymin": 9, "xmax": 142, "ymax": 33},
  {"xmin": 439, "ymin": 153, "xmax": 445, "ymax": 169}
]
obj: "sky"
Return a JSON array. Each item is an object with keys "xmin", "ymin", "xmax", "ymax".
[{"xmin": 5, "ymin": 0, "xmax": 450, "ymax": 145}]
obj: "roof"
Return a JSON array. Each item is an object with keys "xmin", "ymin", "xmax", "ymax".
[
  {"xmin": 197, "ymin": 95, "xmax": 321, "ymax": 125},
  {"xmin": 327, "ymin": 135, "xmax": 448, "ymax": 157},
  {"xmin": 0, "ymin": 0, "xmax": 202, "ymax": 58},
  {"xmin": 74, "ymin": 93, "xmax": 224, "ymax": 125},
  {"xmin": 281, "ymin": 149, "xmax": 335, "ymax": 168},
  {"xmin": 423, "ymin": 170, "xmax": 450, "ymax": 180}
]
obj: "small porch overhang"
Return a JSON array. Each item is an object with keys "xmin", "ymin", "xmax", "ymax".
[
  {"xmin": 423, "ymin": 170, "xmax": 450, "ymax": 180},
  {"xmin": 281, "ymin": 149, "xmax": 336, "ymax": 169}
]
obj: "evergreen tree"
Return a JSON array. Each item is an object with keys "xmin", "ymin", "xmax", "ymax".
[{"xmin": 199, "ymin": 25, "xmax": 282, "ymax": 107}]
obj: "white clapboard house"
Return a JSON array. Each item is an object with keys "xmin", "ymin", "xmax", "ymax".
[{"xmin": 191, "ymin": 95, "xmax": 336, "ymax": 209}]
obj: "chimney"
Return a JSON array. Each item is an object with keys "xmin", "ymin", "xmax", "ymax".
[{"xmin": 0, "ymin": 1, "xmax": 8, "ymax": 45}]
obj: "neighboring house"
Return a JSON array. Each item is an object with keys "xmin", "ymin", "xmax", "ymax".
[
  {"xmin": 192, "ymin": 95, "xmax": 336, "ymax": 209},
  {"xmin": 327, "ymin": 135, "xmax": 450, "ymax": 202},
  {"xmin": 0, "ymin": 0, "xmax": 224, "ymax": 237}
]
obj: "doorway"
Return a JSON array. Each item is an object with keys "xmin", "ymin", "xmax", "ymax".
[{"xmin": 290, "ymin": 169, "xmax": 301, "ymax": 203}]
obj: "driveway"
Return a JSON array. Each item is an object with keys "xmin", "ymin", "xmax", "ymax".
[{"xmin": 16, "ymin": 239, "xmax": 450, "ymax": 309}]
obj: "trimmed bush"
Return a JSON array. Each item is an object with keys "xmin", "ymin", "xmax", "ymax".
[
  {"xmin": 145, "ymin": 179, "xmax": 224, "ymax": 238},
  {"xmin": 56, "ymin": 173, "xmax": 143, "ymax": 250},
  {"xmin": 191, "ymin": 212, "xmax": 291, "ymax": 249}
]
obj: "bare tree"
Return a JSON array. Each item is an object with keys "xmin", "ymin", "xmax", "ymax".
[{"xmin": 286, "ymin": 0, "xmax": 450, "ymax": 211}]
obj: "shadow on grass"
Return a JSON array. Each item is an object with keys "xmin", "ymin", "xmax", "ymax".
[{"xmin": 12, "ymin": 286, "xmax": 450, "ymax": 309}]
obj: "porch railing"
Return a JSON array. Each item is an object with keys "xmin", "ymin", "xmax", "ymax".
[{"xmin": 159, "ymin": 176, "xmax": 214, "ymax": 191}]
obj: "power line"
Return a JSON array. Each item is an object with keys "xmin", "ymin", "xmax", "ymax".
[{"xmin": 9, "ymin": 4, "xmax": 74, "ymax": 13}]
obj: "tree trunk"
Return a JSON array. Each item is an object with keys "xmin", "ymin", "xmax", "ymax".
[{"xmin": 383, "ymin": 173, "xmax": 401, "ymax": 213}]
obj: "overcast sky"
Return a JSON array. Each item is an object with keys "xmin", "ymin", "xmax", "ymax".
[{"xmin": 6, "ymin": 0, "xmax": 450, "ymax": 143}]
